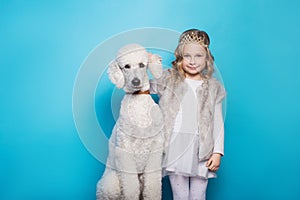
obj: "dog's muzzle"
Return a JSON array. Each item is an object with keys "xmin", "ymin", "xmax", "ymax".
[{"xmin": 131, "ymin": 77, "xmax": 141, "ymax": 86}]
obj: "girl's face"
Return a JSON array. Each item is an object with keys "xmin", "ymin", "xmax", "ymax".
[{"xmin": 181, "ymin": 43, "xmax": 207, "ymax": 80}]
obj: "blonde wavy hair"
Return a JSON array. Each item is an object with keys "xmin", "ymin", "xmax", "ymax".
[{"xmin": 172, "ymin": 29, "xmax": 215, "ymax": 80}]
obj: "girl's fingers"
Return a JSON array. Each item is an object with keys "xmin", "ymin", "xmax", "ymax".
[
  {"xmin": 207, "ymin": 161, "xmax": 219, "ymax": 171},
  {"xmin": 207, "ymin": 157, "xmax": 221, "ymax": 171},
  {"xmin": 206, "ymin": 159, "xmax": 212, "ymax": 167},
  {"xmin": 211, "ymin": 166, "xmax": 219, "ymax": 172}
]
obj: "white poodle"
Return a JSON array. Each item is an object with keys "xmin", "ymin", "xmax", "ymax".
[{"xmin": 96, "ymin": 44, "xmax": 164, "ymax": 200}]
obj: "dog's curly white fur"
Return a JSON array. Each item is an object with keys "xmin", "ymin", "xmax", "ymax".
[{"xmin": 96, "ymin": 44, "xmax": 164, "ymax": 200}]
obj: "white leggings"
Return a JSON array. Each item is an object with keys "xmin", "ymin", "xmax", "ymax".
[{"xmin": 169, "ymin": 174, "xmax": 208, "ymax": 200}]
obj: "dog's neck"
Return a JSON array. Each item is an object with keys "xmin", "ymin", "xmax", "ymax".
[{"xmin": 131, "ymin": 90, "xmax": 150, "ymax": 95}]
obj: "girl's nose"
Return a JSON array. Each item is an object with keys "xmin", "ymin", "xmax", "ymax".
[{"xmin": 189, "ymin": 57, "xmax": 195, "ymax": 65}]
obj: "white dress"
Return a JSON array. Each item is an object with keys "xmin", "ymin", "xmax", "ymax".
[{"xmin": 164, "ymin": 78, "xmax": 224, "ymax": 179}]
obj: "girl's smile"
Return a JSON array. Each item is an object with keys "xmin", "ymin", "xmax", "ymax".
[{"xmin": 185, "ymin": 64, "xmax": 198, "ymax": 70}]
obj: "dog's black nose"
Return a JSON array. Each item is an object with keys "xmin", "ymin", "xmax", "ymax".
[{"xmin": 131, "ymin": 78, "xmax": 140, "ymax": 86}]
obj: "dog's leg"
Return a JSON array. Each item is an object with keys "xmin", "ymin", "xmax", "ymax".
[
  {"xmin": 142, "ymin": 149, "xmax": 163, "ymax": 200},
  {"xmin": 120, "ymin": 173, "xmax": 140, "ymax": 200},
  {"xmin": 96, "ymin": 169, "xmax": 121, "ymax": 200},
  {"xmin": 115, "ymin": 146, "xmax": 140, "ymax": 200},
  {"xmin": 142, "ymin": 172, "xmax": 162, "ymax": 200}
]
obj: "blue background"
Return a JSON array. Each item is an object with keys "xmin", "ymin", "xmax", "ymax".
[{"xmin": 1, "ymin": 0, "xmax": 299, "ymax": 199}]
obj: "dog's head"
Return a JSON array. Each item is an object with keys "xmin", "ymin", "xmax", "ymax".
[{"xmin": 108, "ymin": 44, "xmax": 162, "ymax": 93}]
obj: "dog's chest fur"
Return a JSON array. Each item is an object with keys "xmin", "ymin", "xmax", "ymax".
[
  {"xmin": 121, "ymin": 94, "xmax": 153, "ymax": 128},
  {"xmin": 116, "ymin": 94, "xmax": 163, "ymax": 148},
  {"xmin": 114, "ymin": 94, "xmax": 164, "ymax": 171}
]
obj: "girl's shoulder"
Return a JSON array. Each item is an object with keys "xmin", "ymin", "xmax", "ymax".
[
  {"xmin": 162, "ymin": 68, "xmax": 183, "ymax": 80},
  {"xmin": 157, "ymin": 68, "xmax": 184, "ymax": 90},
  {"xmin": 162, "ymin": 68, "xmax": 174, "ymax": 76},
  {"xmin": 208, "ymin": 77, "xmax": 224, "ymax": 88},
  {"xmin": 208, "ymin": 77, "xmax": 226, "ymax": 101}
]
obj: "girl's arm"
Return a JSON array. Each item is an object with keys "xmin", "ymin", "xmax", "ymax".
[
  {"xmin": 148, "ymin": 52, "xmax": 164, "ymax": 95},
  {"xmin": 212, "ymin": 101, "xmax": 224, "ymax": 155},
  {"xmin": 149, "ymin": 69, "xmax": 170, "ymax": 96},
  {"xmin": 206, "ymin": 101, "xmax": 224, "ymax": 172}
]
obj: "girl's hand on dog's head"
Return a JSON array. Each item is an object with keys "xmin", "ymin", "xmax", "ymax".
[
  {"xmin": 148, "ymin": 52, "xmax": 153, "ymax": 60},
  {"xmin": 148, "ymin": 53, "xmax": 162, "ymax": 64}
]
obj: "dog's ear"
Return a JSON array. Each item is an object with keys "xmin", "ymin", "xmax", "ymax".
[
  {"xmin": 108, "ymin": 60, "xmax": 125, "ymax": 88},
  {"xmin": 148, "ymin": 54, "xmax": 163, "ymax": 79}
]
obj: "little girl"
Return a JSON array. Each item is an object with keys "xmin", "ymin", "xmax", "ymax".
[{"xmin": 151, "ymin": 29, "xmax": 226, "ymax": 200}]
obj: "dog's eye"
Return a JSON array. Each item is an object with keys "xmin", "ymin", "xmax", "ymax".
[
  {"xmin": 139, "ymin": 63, "xmax": 145, "ymax": 68},
  {"xmin": 124, "ymin": 64, "xmax": 131, "ymax": 69}
]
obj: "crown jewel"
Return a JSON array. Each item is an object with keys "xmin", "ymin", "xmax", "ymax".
[{"xmin": 179, "ymin": 31, "xmax": 208, "ymax": 47}]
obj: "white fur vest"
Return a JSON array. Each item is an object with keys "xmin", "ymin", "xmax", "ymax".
[{"xmin": 151, "ymin": 69, "xmax": 226, "ymax": 161}]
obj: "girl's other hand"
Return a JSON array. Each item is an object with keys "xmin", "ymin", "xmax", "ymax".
[{"xmin": 206, "ymin": 153, "xmax": 221, "ymax": 172}]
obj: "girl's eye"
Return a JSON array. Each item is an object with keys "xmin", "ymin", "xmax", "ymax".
[
  {"xmin": 195, "ymin": 54, "xmax": 203, "ymax": 57},
  {"xmin": 124, "ymin": 64, "xmax": 131, "ymax": 69},
  {"xmin": 139, "ymin": 63, "xmax": 145, "ymax": 68},
  {"xmin": 183, "ymin": 55, "xmax": 191, "ymax": 58}
]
